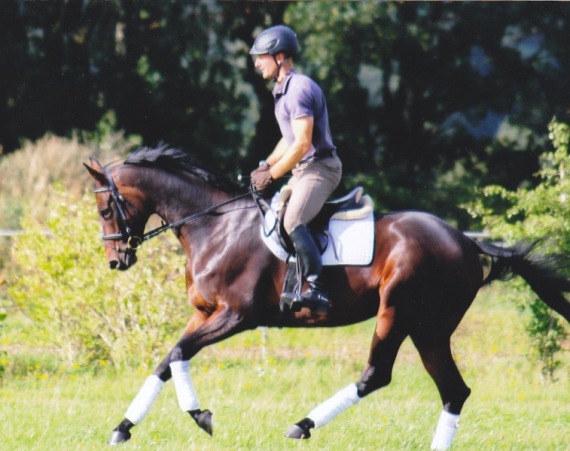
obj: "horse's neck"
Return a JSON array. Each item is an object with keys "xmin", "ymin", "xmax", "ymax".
[
  {"xmin": 133, "ymin": 168, "xmax": 214, "ymax": 223},
  {"xmin": 132, "ymin": 166, "xmax": 258, "ymax": 257}
]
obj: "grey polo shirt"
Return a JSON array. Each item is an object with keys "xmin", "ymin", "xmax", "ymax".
[{"xmin": 272, "ymin": 69, "xmax": 336, "ymax": 161}]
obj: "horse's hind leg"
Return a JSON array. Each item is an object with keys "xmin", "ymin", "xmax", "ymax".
[
  {"xmin": 411, "ymin": 335, "xmax": 471, "ymax": 450},
  {"xmin": 285, "ymin": 311, "xmax": 408, "ymax": 439}
]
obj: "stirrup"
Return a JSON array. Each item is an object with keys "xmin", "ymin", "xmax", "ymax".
[{"xmin": 280, "ymin": 291, "xmax": 301, "ymax": 312}]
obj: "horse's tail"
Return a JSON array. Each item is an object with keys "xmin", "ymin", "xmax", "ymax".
[{"xmin": 474, "ymin": 240, "xmax": 570, "ymax": 323}]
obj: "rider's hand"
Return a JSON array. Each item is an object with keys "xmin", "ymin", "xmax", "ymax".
[{"xmin": 250, "ymin": 166, "xmax": 273, "ymax": 192}]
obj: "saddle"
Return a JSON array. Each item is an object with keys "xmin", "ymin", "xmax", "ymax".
[
  {"xmin": 267, "ymin": 186, "xmax": 373, "ymax": 313},
  {"xmin": 274, "ymin": 186, "xmax": 368, "ymax": 255}
]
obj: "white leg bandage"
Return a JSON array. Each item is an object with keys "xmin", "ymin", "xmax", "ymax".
[
  {"xmin": 170, "ymin": 360, "xmax": 200, "ymax": 412},
  {"xmin": 124, "ymin": 375, "xmax": 164, "ymax": 425},
  {"xmin": 308, "ymin": 383, "xmax": 361, "ymax": 428},
  {"xmin": 431, "ymin": 410, "xmax": 460, "ymax": 450}
]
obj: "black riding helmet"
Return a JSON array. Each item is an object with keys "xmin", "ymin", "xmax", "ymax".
[
  {"xmin": 250, "ymin": 25, "xmax": 299, "ymax": 82},
  {"xmin": 249, "ymin": 25, "xmax": 299, "ymax": 58}
]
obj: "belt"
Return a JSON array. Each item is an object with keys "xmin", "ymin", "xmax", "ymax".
[{"xmin": 299, "ymin": 149, "xmax": 337, "ymax": 165}]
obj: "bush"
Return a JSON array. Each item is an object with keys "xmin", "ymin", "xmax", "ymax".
[
  {"xmin": 0, "ymin": 131, "xmax": 139, "ymax": 273},
  {"xmin": 466, "ymin": 118, "xmax": 570, "ymax": 381},
  {"xmin": 9, "ymin": 187, "xmax": 188, "ymax": 369},
  {"xmin": 0, "ymin": 129, "xmax": 140, "ymax": 220}
]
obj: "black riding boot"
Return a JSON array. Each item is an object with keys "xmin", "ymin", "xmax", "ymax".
[{"xmin": 289, "ymin": 225, "xmax": 330, "ymax": 313}]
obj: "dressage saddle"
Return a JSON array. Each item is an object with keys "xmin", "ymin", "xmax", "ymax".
[{"xmin": 278, "ymin": 186, "xmax": 365, "ymax": 254}]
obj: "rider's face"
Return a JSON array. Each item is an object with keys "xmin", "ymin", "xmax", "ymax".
[{"xmin": 253, "ymin": 54, "xmax": 279, "ymax": 80}]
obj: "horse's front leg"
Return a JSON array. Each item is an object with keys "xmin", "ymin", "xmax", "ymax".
[
  {"xmin": 107, "ymin": 306, "xmax": 249, "ymax": 445},
  {"xmin": 168, "ymin": 305, "xmax": 250, "ymax": 436}
]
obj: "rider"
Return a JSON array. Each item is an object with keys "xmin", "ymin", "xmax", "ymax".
[{"xmin": 249, "ymin": 25, "xmax": 342, "ymax": 314}]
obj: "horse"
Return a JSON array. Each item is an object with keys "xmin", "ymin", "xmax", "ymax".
[{"xmin": 84, "ymin": 145, "xmax": 570, "ymax": 449}]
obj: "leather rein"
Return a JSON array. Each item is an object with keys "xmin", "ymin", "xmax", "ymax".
[{"xmin": 94, "ymin": 167, "xmax": 253, "ymax": 252}]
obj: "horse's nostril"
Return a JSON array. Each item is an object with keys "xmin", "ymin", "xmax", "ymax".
[{"xmin": 109, "ymin": 260, "xmax": 119, "ymax": 270}]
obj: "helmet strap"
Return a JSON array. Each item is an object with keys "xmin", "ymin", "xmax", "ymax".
[{"xmin": 272, "ymin": 55, "xmax": 283, "ymax": 82}]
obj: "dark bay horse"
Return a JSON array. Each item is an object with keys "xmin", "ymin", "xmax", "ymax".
[{"xmin": 84, "ymin": 146, "xmax": 570, "ymax": 449}]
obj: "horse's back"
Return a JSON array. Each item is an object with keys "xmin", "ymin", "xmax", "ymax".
[{"xmin": 375, "ymin": 210, "xmax": 478, "ymax": 263}]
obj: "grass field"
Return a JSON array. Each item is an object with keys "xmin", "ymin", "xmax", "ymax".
[{"xmin": 1, "ymin": 285, "xmax": 569, "ymax": 450}]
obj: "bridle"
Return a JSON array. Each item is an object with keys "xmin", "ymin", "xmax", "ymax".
[
  {"xmin": 93, "ymin": 167, "xmax": 143, "ymax": 252},
  {"xmin": 94, "ymin": 167, "xmax": 253, "ymax": 252}
]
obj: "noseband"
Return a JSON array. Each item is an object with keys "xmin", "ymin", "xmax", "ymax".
[{"xmin": 93, "ymin": 167, "xmax": 254, "ymax": 252}]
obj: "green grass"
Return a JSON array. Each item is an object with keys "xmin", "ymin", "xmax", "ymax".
[{"xmin": 1, "ymin": 286, "xmax": 569, "ymax": 450}]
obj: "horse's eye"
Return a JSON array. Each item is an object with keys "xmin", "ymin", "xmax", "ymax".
[{"xmin": 100, "ymin": 208, "xmax": 113, "ymax": 220}]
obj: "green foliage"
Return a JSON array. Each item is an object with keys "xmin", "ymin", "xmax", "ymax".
[
  {"xmin": 527, "ymin": 300, "xmax": 568, "ymax": 382},
  {"xmin": 3, "ymin": 3, "xmax": 570, "ymax": 227},
  {"xmin": 0, "ymin": 309, "xmax": 6, "ymax": 378},
  {"xmin": 0, "ymin": 132, "xmax": 136, "ymax": 228},
  {"xmin": 466, "ymin": 118, "xmax": 570, "ymax": 381},
  {"xmin": 466, "ymin": 119, "xmax": 570, "ymax": 246},
  {"xmin": 8, "ymin": 187, "xmax": 187, "ymax": 369},
  {"xmin": 287, "ymin": 2, "xmax": 570, "ymax": 226}
]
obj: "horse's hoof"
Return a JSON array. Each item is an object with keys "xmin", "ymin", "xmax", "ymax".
[
  {"xmin": 285, "ymin": 424, "xmax": 310, "ymax": 439},
  {"xmin": 285, "ymin": 417, "xmax": 314, "ymax": 439},
  {"xmin": 107, "ymin": 429, "xmax": 131, "ymax": 446},
  {"xmin": 190, "ymin": 409, "xmax": 213, "ymax": 436}
]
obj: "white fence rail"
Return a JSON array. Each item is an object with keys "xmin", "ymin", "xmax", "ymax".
[
  {"xmin": 0, "ymin": 229, "xmax": 53, "ymax": 237},
  {"xmin": 0, "ymin": 230, "xmax": 22, "ymax": 237}
]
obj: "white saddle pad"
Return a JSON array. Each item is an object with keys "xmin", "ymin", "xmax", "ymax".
[{"xmin": 260, "ymin": 194, "xmax": 375, "ymax": 266}]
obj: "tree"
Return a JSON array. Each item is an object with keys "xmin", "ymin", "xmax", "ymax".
[
  {"xmin": 286, "ymin": 2, "xmax": 570, "ymax": 226},
  {"xmin": 2, "ymin": 2, "xmax": 570, "ymax": 227},
  {"xmin": 0, "ymin": 2, "xmax": 254, "ymax": 170},
  {"xmin": 465, "ymin": 118, "xmax": 570, "ymax": 381}
]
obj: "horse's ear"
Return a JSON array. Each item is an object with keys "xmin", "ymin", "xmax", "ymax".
[{"xmin": 83, "ymin": 158, "xmax": 107, "ymax": 186}]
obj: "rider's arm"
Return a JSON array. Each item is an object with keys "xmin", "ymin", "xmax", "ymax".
[
  {"xmin": 269, "ymin": 115, "xmax": 314, "ymax": 180},
  {"xmin": 265, "ymin": 137, "xmax": 288, "ymax": 167}
]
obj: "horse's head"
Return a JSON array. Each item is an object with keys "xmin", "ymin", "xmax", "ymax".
[{"xmin": 84, "ymin": 158, "xmax": 147, "ymax": 271}]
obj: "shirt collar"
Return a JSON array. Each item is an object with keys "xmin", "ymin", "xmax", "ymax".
[{"xmin": 272, "ymin": 69, "xmax": 297, "ymax": 97}]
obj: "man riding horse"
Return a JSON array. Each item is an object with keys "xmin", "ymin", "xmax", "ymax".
[{"xmin": 249, "ymin": 25, "xmax": 343, "ymax": 315}]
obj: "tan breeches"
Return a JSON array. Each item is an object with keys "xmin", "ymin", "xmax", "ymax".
[{"xmin": 283, "ymin": 155, "xmax": 342, "ymax": 234}]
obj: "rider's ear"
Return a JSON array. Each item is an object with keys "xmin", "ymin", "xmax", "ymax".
[{"xmin": 84, "ymin": 158, "xmax": 107, "ymax": 186}]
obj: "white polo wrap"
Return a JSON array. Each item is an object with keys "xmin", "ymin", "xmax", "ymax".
[
  {"xmin": 430, "ymin": 410, "xmax": 460, "ymax": 450},
  {"xmin": 308, "ymin": 383, "xmax": 361, "ymax": 428},
  {"xmin": 170, "ymin": 360, "xmax": 200, "ymax": 412},
  {"xmin": 124, "ymin": 374, "xmax": 164, "ymax": 425}
]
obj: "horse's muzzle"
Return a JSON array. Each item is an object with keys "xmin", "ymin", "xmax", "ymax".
[{"xmin": 108, "ymin": 248, "xmax": 138, "ymax": 271}]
